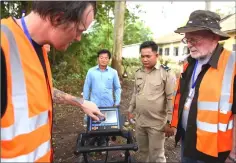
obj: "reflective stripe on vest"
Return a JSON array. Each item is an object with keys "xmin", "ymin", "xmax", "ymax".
[
  {"xmin": 197, "ymin": 119, "xmax": 233, "ymax": 133},
  {"xmin": 1, "ymin": 25, "xmax": 50, "ymax": 162},
  {"xmin": 1, "ymin": 140, "xmax": 50, "ymax": 162},
  {"xmin": 197, "ymin": 51, "xmax": 235, "ymax": 133},
  {"xmin": 219, "ymin": 51, "xmax": 235, "ymax": 112}
]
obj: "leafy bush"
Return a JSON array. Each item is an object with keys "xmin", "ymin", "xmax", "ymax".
[{"xmin": 122, "ymin": 58, "xmax": 142, "ymax": 67}]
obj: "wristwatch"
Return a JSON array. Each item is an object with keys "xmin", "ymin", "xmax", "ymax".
[{"xmin": 167, "ymin": 120, "xmax": 171, "ymax": 124}]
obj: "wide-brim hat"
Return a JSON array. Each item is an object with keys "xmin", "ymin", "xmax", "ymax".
[{"xmin": 174, "ymin": 10, "xmax": 230, "ymax": 40}]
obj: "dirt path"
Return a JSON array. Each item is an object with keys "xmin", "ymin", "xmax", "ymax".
[{"xmin": 52, "ymin": 79, "xmax": 181, "ymax": 162}]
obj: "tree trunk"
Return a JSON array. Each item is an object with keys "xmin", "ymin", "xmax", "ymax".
[
  {"xmin": 111, "ymin": 1, "xmax": 126, "ymax": 82},
  {"xmin": 205, "ymin": 0, "xmax": 211, "ymax": 10}
]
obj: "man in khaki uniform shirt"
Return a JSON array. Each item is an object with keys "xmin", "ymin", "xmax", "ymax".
[{"xmin": 128, "ymin": 41, "xmax": 176, "ymax": 162}]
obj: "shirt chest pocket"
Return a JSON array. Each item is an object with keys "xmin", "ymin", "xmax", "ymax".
[
  {"xmin": 148, "ymin": 80, "xmax": 162, "ymax": 95},
  {"xmin": 136, "ymin": 78, "xmax": 144, "ymax": 93},
  {"xmin": 106, "ymin": 77, "xmax": 113, "ymax": 89}
]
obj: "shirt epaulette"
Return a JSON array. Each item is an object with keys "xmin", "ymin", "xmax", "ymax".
[{"xmin": 161, "ymin": 64, "xmax": 171, "ymax": 71}]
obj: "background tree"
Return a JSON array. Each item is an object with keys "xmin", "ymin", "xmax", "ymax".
[
  {"xmin": 1, "ymin": 1, "xmax": 153, "ymax": 90},
  {"xmin": 111, "ymin": 1, "xmax": 126, "ymax": 79}
]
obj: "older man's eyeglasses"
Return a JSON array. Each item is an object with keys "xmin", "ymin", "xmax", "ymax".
[{"xmin": 181, "ymin": 37, "xmax": 203, "ymax": 45}]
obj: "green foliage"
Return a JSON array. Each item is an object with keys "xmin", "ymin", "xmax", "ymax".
[
  {"xmin": 96, "ymin": 1, "xmax": 115, "ymax": 24},
  {"xmin": 1, "ymin": 1, "xmax": 153, "ymax": 90},
  {"xmin": 123, "ymin": 58, "xmax": 142, "ymax": 67},
  {"xmin": 49, "ymin": 1, "xmax": 153, "ymax": 88},
  {"xmin": 122, "ymin": 58, "xmax": 142, "ymax": 79},
  {"xmin": 1, "ymin": 1, "xmax": 21, "ymax": 18},
  {"xmin": 160, "ymin": 57, "xmax": 171, "ymax": 66},
  {"xmin": 1, "ymin": 1, "xmax": 32, "ymax": 19},
  {"xmin": 124, "ymin": 20, "xmax": 153, "ymax": 45}
]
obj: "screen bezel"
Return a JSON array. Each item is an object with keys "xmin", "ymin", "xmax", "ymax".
[{"xmin": 88, "ymin": 107, "xmax": 120, "ymax": 132}]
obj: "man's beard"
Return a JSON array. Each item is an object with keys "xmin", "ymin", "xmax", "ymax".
[{"xmin": 190, "ymin": 51, "xmax": 212, "ymax": 60}]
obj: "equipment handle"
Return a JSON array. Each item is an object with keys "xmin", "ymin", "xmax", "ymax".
[{"xmin": 77, "ymin": 144, "xmax": 138, "ymax": 153}]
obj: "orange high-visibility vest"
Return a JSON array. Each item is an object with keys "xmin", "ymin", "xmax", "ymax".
[
  {"xmin": 1, "ymin": 17, "xmax": 53, "ymax": 162},
  {"xmin": 171, "ymin": 50, "xmax": 235, "ymax": 157}
]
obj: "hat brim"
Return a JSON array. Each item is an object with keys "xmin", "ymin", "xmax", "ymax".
[{"xmin": 174, "ymin": 26, "xmax": 230, "ymax": 41}]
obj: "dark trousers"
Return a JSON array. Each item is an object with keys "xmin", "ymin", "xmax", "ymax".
[{"xmin": 181, "ymin": 138, "xmax": 204, "ymax": 163}]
